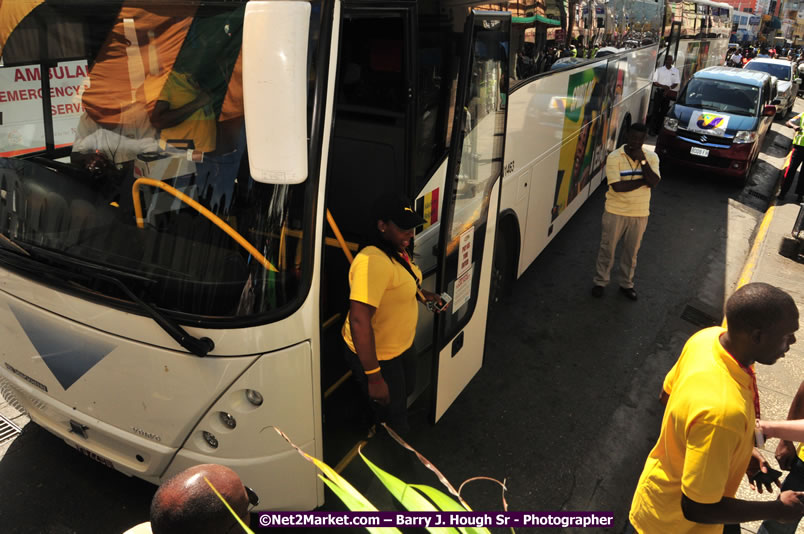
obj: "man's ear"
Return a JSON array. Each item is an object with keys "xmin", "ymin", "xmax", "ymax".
[
  {"xmin": 377, "ymin": 220, "xmax": 387, "ymax": 233},
  {"xmin": 750, "ymin": 328, "xmax": 763, "ymax": 345}
]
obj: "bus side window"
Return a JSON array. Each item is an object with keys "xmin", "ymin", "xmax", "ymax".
[{"xmin": 414, "ymin": 8, "xmax": 456, "ymax": 189}]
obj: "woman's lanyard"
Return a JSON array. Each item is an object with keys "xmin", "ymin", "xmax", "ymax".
[{"xmin": 400, "ymin": 250, "xmax": 426, "ymax": 301}]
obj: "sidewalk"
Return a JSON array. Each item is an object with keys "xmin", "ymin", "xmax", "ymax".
[{"xmin": 734, "ymin": 183, "xmax": 804, "ymax": 533}]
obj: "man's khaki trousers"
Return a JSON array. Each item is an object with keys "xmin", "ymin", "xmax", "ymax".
[{"xmin": 593, "ymin": 210, "xmax": 649, "ymax": 289}]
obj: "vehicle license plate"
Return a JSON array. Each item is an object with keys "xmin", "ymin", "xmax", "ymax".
[
  {"xmin": 690, "ymin": 147, "xmax": 709, "ymax": 157},
  {"xmin": 75, "ymin": 444, "xmax": 114, "ymax": 469}
]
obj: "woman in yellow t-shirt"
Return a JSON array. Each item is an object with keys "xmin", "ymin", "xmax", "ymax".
[{"xmin": 342, "ymin": 193, "xmax": 446, "ymax": 433}]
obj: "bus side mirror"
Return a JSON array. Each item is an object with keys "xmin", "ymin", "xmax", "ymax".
[{"xmin": 243, "ymin": 0, "xmax": 311, "ymax": 184}]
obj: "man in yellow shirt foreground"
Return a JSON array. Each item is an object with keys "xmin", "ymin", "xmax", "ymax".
[{"xmin": 629, "ymin": 283, "xmax": 804, "ymax": 533}]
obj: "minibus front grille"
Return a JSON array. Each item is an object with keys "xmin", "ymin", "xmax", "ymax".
[{"xmin": 677, "ymin": 127, "xmax": 733, "ymax": 146}]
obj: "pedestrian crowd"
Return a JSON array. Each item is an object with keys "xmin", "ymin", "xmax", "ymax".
[{"xmin": 726, "ymin": 44, "xmax": 804, "ymax": 68}]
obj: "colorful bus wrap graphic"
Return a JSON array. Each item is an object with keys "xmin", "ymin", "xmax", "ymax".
[{"xmin": 552, "ymin": 62, "xmax": 608, "ymax": 221}]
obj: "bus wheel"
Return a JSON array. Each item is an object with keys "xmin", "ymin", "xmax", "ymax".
[{"xmin": 490, "ymin": 229, "xmax": 513, "ymax": 308}]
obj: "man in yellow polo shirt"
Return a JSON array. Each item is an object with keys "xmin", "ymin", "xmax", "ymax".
[
  {"xmin": 342, "ymin": 193, "xmax": 444, "ymax": 434},
  {"xmin": 592, "ymin": 123, "xmax": 660, "ymax": 301},
  {"xmin": 629, "ymin": 283, "xmax": 804, "ymax": 533}
]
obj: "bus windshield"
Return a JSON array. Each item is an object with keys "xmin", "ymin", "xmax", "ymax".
[{"xmin": 0, "ymin": 1, "xmax": 321, "ymax": 322}]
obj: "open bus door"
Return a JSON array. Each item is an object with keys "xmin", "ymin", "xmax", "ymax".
[
  {"xmin": 669, "ymin": 21, "xmax": 681, "ymax": 63},
  {"xmin": 431, "ymin": 11, "xmax": 509, "ymax": 423}
]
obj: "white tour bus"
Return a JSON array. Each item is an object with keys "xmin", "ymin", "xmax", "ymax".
[
  {"xmin": 0, "ymin": 0, "xmax": 661, "ymax": 511},
  {"xmin": 659, "ymin": 0, "xmax": 732, "ymax": 87}
]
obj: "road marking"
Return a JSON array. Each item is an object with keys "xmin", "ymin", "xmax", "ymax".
[
  {"xmin": 723, "ymin": 200, "xmax": 777, "ymax": 329},
  {"xmin": 737, "ymin": 202, "xmax": 776, "ymax": 289}
]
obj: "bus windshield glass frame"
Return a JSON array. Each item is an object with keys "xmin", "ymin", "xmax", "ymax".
[{"xmin": 0, "ymin": 0, "xmax": 325, "ymax": 325}]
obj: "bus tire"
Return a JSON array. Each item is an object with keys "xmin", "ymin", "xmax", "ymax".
[{"xmin": 490, "ymin": 225, "xmax": 514, "ymax": 308}]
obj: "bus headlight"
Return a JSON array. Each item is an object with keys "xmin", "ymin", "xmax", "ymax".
[
  {"xmin": 733, "ymin": 131, "xmax": 757, "ymax": 144},
  {"xmin": 202, "ymin": 431, "xmax": 219, "ymax": 449},
  {"xmin": 663, "ymin": 117, "xmax": 678, "ymax": 132},
  {"xmin": 219, "ymin": 412, "xmax": 237, "ymax": 429},
  {"xmin": 246, "ymin": 389, "xmax": 264, "ymax": 406}
]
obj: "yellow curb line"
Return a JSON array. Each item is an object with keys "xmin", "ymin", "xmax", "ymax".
[
  {"xmin": 722, "ymin": 200, "xmax": 777, "ymax": 328},
  {"xmin": 737, "ymin": 202, "xmax": 777, "ymax": 289}
]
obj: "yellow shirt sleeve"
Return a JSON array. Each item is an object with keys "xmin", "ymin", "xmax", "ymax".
[
  {"xmin": 663, "ymin": 360, "xmax": 679, "ymax": 395},
  {"xmin": 681, "ymin": 423, "xmax": 742, "ymax": 504},
  {"xmin": 348, "ymin": 251, "xmax": 393, "ymax": 308}
]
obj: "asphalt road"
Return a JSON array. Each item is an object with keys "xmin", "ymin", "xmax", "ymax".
[{"xmin": 0, "ymin": 114, "xmax": 792, "ymax": 533}]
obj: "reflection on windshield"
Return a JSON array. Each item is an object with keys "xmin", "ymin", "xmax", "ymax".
[
  {"xmin": 0, "ymin": 1, "xmax": 319, "ymax": 320},
  {"xmin": 744, "ymin": 62, "xmax": 791, "ymax": 81},
  {"xmin": 679, "ymin": 79, "xmax": 759, "ymax": 116}
]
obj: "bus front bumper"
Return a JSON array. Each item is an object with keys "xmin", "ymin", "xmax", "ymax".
[{"xmin": 0, "ymin": 371, "xmax": 173, "ymax": 483}]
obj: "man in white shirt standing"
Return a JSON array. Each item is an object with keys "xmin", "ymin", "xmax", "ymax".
[
  {"xmin": 649, "ymin": 55, "xmax": 681, "ymax": 135},
  {"xmin": 730, "ymin": 48, "xmax": 743, "ymax": 68}
]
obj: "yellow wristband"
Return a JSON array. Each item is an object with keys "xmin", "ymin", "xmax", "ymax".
[{"xmin": 364, "ymin": 367, "xmax": 381, "ymax": 375}]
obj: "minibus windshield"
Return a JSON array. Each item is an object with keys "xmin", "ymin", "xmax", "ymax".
[{"xmin": 678, "ymin": 78, "xmax": 760, "ymax": 116}]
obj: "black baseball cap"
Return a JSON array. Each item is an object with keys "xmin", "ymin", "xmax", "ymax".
[{"xmin": 373, "ymin": 192, "xmax": 426, "ymax": 230}]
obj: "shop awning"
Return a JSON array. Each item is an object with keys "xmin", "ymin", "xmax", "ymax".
[{"xmin": 512, "ymin": 14, "xmax": 561, "ymax": 26}]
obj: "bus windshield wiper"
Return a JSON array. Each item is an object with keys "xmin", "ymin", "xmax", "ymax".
[
  {"xmin": 0, "ymin": 233, "xmax": 31, "ymax": 257},
  {"xmin": 86, "ymin": 268, "xmax": 216, "ymax": 357},
  {"xmin": 0, "ymin": 244, "xmax": 215, "ymax": 357}
]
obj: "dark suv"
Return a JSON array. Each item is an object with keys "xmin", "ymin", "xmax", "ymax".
[{"xmin": 656, "ymin": 66, "xmax": 776, "ymax": 182}]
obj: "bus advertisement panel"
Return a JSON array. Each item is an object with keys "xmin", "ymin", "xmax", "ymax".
[{"xmin": 552, "ymin": 62, "xmax": 608, "ymax": 221}]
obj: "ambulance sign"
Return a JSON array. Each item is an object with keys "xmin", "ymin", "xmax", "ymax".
[{"xmin": 0, "ymin": 60, "xmax": 90, "ymax": 156}]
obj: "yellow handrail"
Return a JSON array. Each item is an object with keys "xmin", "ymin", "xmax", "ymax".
[
  {"xmin": 326, "ymin": 209, "xmax": 354, "ymax": 264},
  {"xmin": 131, "ymin": 177, "xmax": 279, "ymax": 273}
]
